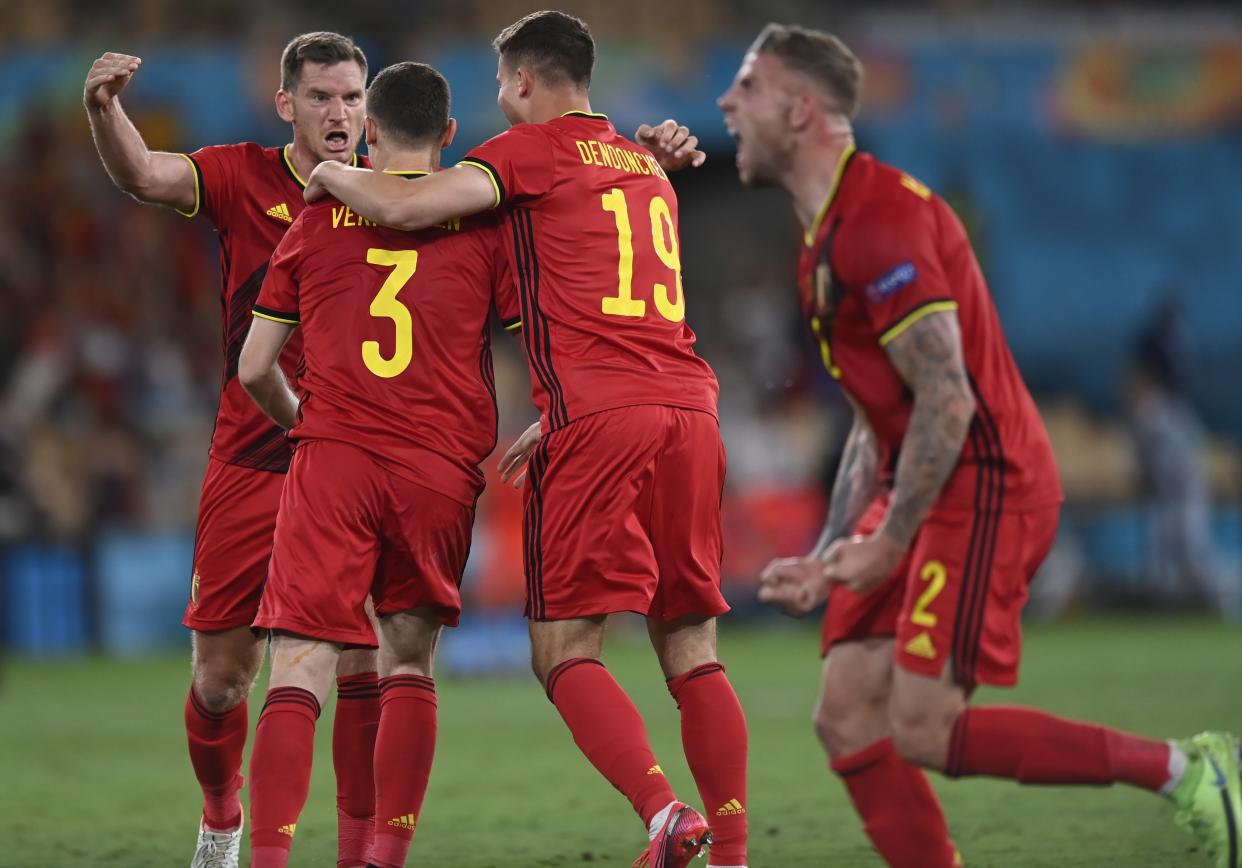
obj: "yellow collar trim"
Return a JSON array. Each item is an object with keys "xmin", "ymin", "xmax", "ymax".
[
  {"xmin": 561, "ymin": 110, "xmax": 609, "ymax": 120},
  {"xmin": 382, "ymin": 170, "xmax": 430, "ymax": 177},
  {"xmin": 804, "ymin": 142, "xmax": 857, "ymax": 246},
  {"xmin": 283, "ymin": 144, "xmax": 358, "ymax": 188}
]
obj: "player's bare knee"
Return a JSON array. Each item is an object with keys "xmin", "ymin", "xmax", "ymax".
[
  {"xmin": 192, "ymin": 666, "xmax": 255, "ymax": 713},
  {"xmin": 814, "ymin": 690, "xmax": 884, "ymax": 758},
  {"xmin": 337, "ymin": 646, "xmax": 379, "ymax": 678},
  {"xmin": 378, "ymin": 609, "xmax": 440, "ymax": 677},
  {"xmin": 648, "ymin": 614, "xmax": 717, "ymax": 678},
  {"xmin": 888, "ymin": 699, "xmax": 957, "ymax": 770}
]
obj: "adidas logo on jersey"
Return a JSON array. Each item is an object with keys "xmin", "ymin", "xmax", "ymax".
[
  {"xmin": 716, "ymin": 798, "xmax": 746, "ymax": 816},
  {"xmin": 388, "ymin": 814, "xmax": 417, "ymax": 830},
  {"xmin": 646, "ymin": 764, "xmax": 664, "ymax": 776},
  {"xmin": 905, "ymin": 632, "xmax": 938, "ymax": 660},
  {"xmin": 277, "ymin": 823, "xmax": 297, "ymax": 837},
  {"xmin": 266, "ymin": 202, "xmax": 293, "ymax": 223}
]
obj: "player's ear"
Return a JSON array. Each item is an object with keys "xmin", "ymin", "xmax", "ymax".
[
  {"xmin": 364, "ymin": 116, "xmax": 379, "ymax": 148},
  {"xmin": 516, "ymin": 67, "xmax": 533, "ymax": 99},
  {"xmin": 441, "ymin": 118, "xmax": 457, "ymax": 150},
  {"xmin": 787, "ymin": 92, "xmax": 813, "ymax": 132},
  {"xmin": 275, "ymin": 88, "xmax": 295, "ymax": 124}
]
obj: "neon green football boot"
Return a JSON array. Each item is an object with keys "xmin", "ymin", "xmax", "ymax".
[{"xmin": 1170, "ymin": 731, "xmax": 1242, "ymax": 868}]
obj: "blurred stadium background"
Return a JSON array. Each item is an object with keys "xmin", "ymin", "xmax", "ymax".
[{"xmin": 1, "ymin": 1, "xmax": 1241, "ymax": 865}]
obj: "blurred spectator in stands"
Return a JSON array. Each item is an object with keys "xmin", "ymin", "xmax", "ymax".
[{"xmin": 1124, "ymin": 294, "xmax": 1234, "ymax": 615}]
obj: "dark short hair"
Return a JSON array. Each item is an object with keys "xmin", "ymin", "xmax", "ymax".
[
  {"xmin": 280, "ymin": 31, "xmax": 367, "ymax": 91},
  {"xmin": 493, "ymin": 10, "xmax": 594, "ymax": 89},
  {"xmin": 751, "ymin": 24, "xmax": 863, "ymax": 118},
  {"xmin": 366, "ymin": 62, "xmax": 451, "ymax": 147}
]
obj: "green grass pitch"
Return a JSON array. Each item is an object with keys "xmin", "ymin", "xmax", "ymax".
[{"xmin": 1, "ymin": 616, "xmax": 1238, "ymax": 867}]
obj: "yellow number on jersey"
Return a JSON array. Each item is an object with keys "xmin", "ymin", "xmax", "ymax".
[
  {"xmin": 911, "ymin": 560, "xmax": 948, "ymax": 627},
  {"xmin": 600, "ymin": 188, "xmax": 644, "ymax": 317},
  {"xmin": 362, "ymin": 248, "xmax": 418, "ymax": 379},
  {"xmin": 600, "ymin": 188, "xmax": 684, "ymax": 323}
]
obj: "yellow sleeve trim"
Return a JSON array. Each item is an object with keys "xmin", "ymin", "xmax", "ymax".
[
  {"xmin": 175, "ymin": 153, "xmax": 201, "ymax": 218},
  {"xmin": 458, "ymin": 160, "xmax": 502, "ymax": 209},
  {"xmin": 878, "ymin": 300, "xmax": 958, "ymax": 347},
  {"xmin": 252, "ymin": 310, "xmax": 299, "ymax": 326}
]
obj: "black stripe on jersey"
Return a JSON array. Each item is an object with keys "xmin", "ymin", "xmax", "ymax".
[
  {"xmin": 253, "ymin": 304, "xmax": 299, "ymax": 324},
  {"xmin": 963, "ymin": 381, "xmax": 1006, "ymax": 681},
  {"xmin": 463, "ymin": 156, "xmax": 505, "ymax": 204},
  {"xmin": 228, "ymin": 426, "xmax": 292, "ymax": 473},
  {"xmin": 951, "ymin": 423, "xmax": 991, "ymax": 685},
  {"xmin": 510, "ymin": 209, "xmax": 568, "ymax": 429},
  {"xmin": 225, "ymin": 263, "xmax": 270, "ymax": 383},
  {"xmin": 510, "ymin": 214, "xmax": 557, "ymax": 424},
  {"xmin": 524, "ymin": 437, "xmax": 551, "ymax": 621},
  {"xmin": 517, "ymin": 209, "xmax": 567, "ymax": 428},
  {"xmin": 950, "ymin": 377, "xmax": 1005, "ymax": 685},
  {"xmin": 480, "ymin": 321, "xmax": 497, "ymax": 407}
]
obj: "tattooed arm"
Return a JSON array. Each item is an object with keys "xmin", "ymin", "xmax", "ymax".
[
  {"xmin": 876, "ymin": 309, "xmax": 975, "ymax": 548},
  {"xmin": 816, "ymin": 309, "xmax": 975, "ymax": 595},
  {"xmin": 811, "ymin": 401, "xmax": 880, "ymax": 557}
]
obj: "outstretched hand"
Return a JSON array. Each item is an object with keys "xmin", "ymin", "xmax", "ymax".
[
  {"xmin": 497, "ymin": 420, "xmax": 542, "ymax": 489},
  {"xmin": 757, "ymin": 556, "xmax": 830, "ymax": 617},
  {"xmin": 636, "ymin": 119, "xmax": 707, "ymax": 172},
  {"xmin": 84, "ymin": 52, "xmax": 141, "ymax": 109}
]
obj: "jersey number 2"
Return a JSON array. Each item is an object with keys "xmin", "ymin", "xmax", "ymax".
[
  {"xmin": 600, "ymin": 188, "xmax": 685, "ymax": 322},
  {"xmin": 362, "ymin": 248, "xmax": 417, "ymax": 379}
]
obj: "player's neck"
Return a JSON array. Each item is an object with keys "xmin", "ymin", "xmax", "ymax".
[
  {"xmin": 786, "ymin": 135, "xmax": 854, "ymax": 232},
  {"xmin": 371, "ymin": 146, "xmax": 440, "ymax": 175},
  {"xmin": 286, "ymin": 140, "xmax": 352, "ymax": 181},
  {"xmin": 526, "ymin": 90, "xmax": 593, "ymax": 125}
]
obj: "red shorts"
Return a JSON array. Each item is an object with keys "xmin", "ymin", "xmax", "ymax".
[
  {"xmin": 183, "ymin": 456, "xmax": 284, "ymax": 631},
  {"xmin": 524, "ymin": 405, "xmax": 729, "ymax": 622},
  {"xmin": 253, "ymin": 440, "xmax": 473, "ymax": 646},
  {"xmin": 821, "ymin": 494, "xmax": 1059, "ymax": 687}
]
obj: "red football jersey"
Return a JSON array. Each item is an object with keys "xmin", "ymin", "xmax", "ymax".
[
  {"xmin": 180, "ymin": 143, "xmax": 365, "ymax": 472},
  {"xmin": 460, "ymin": 112, "xmax": 718, "ymax": 432},
  {"xmin": 797, "ymin": 147, "xmax": 1062, "ymax": 511},
  {"xmin": 255, "ymin": 172, "xmax": 519, "ymax": 507}
]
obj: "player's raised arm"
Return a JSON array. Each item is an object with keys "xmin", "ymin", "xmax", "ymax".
[
  {"xmin": 238, "ymin": 317, "xmax": 298, "ymax": 430},
  {"xmin": 84, "ymin": 52, "xmax": 197, "ymax": 213},
  {"xmin": 305, "ymin": 161, "xmax": 497, "ymax": 230}
]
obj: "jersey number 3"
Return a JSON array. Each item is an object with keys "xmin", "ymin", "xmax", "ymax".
[
  {"xmin": 600, "ymin": 188, "xmax": 684, "ymax": 322},
  {"xmin": 363, "ymin": 248, "xmax": 418, "ymax": 378}
]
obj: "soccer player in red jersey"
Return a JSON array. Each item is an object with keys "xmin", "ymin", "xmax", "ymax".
[
  {"xmin": 236, "ymin": 61, "xmax": 520, "ymax": 868},
  {"xmin": 719, "ymin": 24, "xmax": 1242, "ymax": 868},
  {"xmin": 306, "ymin": 12, "xmax": 748, "ymax": 868},
  {"xmin": 84, "ymin": 34, "xmax": 382, "ymax": 867}
]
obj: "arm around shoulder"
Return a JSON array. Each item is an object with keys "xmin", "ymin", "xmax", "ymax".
[{"xmin": 307, "ymin": 162, "xmax": 500, "ymax": 231}]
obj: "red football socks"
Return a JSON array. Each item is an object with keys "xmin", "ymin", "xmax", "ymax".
[
  {"xmin": 667, "ymin": 663, "xmax": 748, "ymax": 866},
  {"xmin": 249, "ymin": 686, "xmax": 322, "ymax": 868},
  {"xmin": 832, "ymin": 738, "xmax": 959, "ymax": 868},
  {"xmin": 370, "ymin": 675, "xmax": 439, "ymax": 868},
  {"xmin": 185, "ymin": 686, "xmax": 247, "ymax": 832},
  {"xmin": 546, "ymin": 658, "xmax": 676, "ymax": 825},
  {"xmin": 946, "ymin": 706, "xmax": 1172, "ymax": 791},
  {"xmin": 334, "ymin": 672, "xmax": 380, "ymax": 867}
]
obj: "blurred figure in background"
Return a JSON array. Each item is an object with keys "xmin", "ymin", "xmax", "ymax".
[{"xmin": 1124, "ymin": 294, "xmax": 1233, "ymax": 615}]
